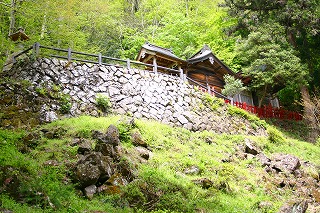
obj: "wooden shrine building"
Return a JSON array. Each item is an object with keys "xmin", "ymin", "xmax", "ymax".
[
  {"xmin": 186, "ymin": 44, "xmax": 235, "ymax": 94},
  {"xmin": 136, "ymin": 42, "xmax": 238, "ymax": 95},
  {"xmin": 136, "ymin": 42, "xmax": 185, "ymax": 75}
]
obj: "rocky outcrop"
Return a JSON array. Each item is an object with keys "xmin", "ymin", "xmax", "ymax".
[
  {"xmin": 1, "ymin": 57, "xmax": 267, "ymax": 136},
  {"xmin": 234, "ymin": 139, "xmax": 320, "ymax": 213},
  {"xmin": 73, "ymin": 123, "xmax": 152, "ymax": 199}
]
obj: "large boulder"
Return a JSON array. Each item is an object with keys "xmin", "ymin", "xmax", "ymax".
[
  {"xmin": 105, "ymin": 124, "xmax": 120, "ymax": 146},
  {"xmin": 91, "ymin": 125, "xmax": 120, "ymax": 146},
  {"xmin": 278, "ymin": 200, "xmax": 308, "ymax": 213},
  {"xmin": 131, "ymin": 131, "xmax": 148, "ymax": 148},
  {"xmin": 77, "ymin": 139, "xmax": 92, "ymax": 155},
  {"xmin": 95, "ymin": 143, "xmax": 116, "ymax": 158},
  {"xmin": 271, "ymin": 154, "xmax": 301, "ymax": 173},
  {"xmin": 74, "ymin": 152, "xmax": 114, "ymax": 188}
]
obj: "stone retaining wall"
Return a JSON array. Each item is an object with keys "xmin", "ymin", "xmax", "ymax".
[{"xmin": 1, "ymin": 58, "xmax": 266, "ymax": 135}]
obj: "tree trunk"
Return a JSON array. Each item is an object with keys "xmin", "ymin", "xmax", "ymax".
[
  {"xmin": 40, "ymin": 14, "xmax": 47, "ymax": 39},
  {"xmin": 301, "ymin": 85, "xmax": 319, "ymax": 142},
  {"xmin": 8, "ymin": 0, "xmax": 16, "ymax": 36},
  {"xmin": 258, "ymin": 85, "xmax": 267, "ymax": 107},
  {"xmin": 185, "ymin": 0, "xmax": 189, "ymax": 17}
]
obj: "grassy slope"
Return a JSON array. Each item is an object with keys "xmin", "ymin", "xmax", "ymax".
[{"xmin": 0, "ymin": 115, "xmax": 319, "ymax": 213}]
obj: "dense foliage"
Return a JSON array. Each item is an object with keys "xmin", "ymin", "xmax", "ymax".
[
  {"xmin": 0, "ymin": 0, "xmax": 235, "ymax": 66},
  {"xmin": 224, "ymin": 0, "xmax": 320, "ymax": 105}
]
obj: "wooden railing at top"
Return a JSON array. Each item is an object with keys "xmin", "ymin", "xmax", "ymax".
[
  {"xmin": 186, "ymin": 76, "xmax": 230, "ymax": 100},
  {"xmin": 8, "ymin": 42, "xmax": 184, "ymax": 78}
]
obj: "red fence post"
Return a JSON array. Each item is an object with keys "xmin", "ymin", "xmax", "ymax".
[{"xmin": 242, "ymin": 102, "xmax": 246, "ymax": 110}]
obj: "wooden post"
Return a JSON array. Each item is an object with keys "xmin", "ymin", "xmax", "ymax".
[
  {"xmin": 33, "ymin": 42, "xmax": 40, "ymax": 56},
  {"xmin": 207, "ymin": 83, "xmax": 211, "ymax": 94},
  {"xmin": 153, "ymin": 56, "xmax": 157, "ymax": 73},
  {"xmin": 179, "ymin": 65, "xmax": 183, "ymax": 80},
  {"xmin": 127, "ymin": 58, "xmax": 131, "ymax": 69},
  {"xmin": 98, "ymin": 53, "xmax": 102, "ymax": 65},
  {"xmin": 205, "ymin": 76, "xmax": 210, "ymax": 94},
  {"xmin": 67, "ymin": 48, "xmax": 72, "ymax": 62},
  {"xmin": 238, "ymin": 93, "xmax": 242, "ymax": 103}
]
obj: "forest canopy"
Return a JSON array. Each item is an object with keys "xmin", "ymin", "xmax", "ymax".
[{"xmin": 0, "ymin": 0, "xmax": 235, "ymax": 64}]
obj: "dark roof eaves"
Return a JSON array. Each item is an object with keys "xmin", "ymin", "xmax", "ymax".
[
  {"xmin": 188, "ymin": 51, "xmax": 235, "ymax": 76},
  {"xmin": 141, "ymin": 42, "xmax": 184, "ymax": 62}
]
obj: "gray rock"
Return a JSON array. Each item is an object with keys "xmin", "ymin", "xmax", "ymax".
[
  {"xmin": 99, "ymin": 66, "xmax": 109, "ymax": 73},
  {"xmin": 108, "ymin": 86, "xmax": 120, "ymax": 97},
  {"xmin": 131, "ymin": 131, "xmax": 148, "ymax": 147},
  {"xmin": 40, "ymin": 105, "xmax": 58, "ymax": 123},
  {"xmin": 244, "ymin": 139, "xmax": 259, "ymax": 155},
  {"xmin": 84, "ymin": 185, "xmax": 97, "ymax": 199},
  {"xmin": 119, "ymin": 76, "xmax": 128, "ymax": 84},
  {"xmin": 74, "ymin": 160, "xmax": 101, "ymax": 188},
  {"xmin": 95, "ymin": 143, "xmax": 116, "ymax": 158},
  {"xmin": 177, "ymin": 114, "xmax": 188, "ymax": 125},
  {"xmin": 74, "ymin": 152, "xmax": 114, "ymax": 188},
  {"xmin": 77, "ymin": 139, "xmax": 92, "ymax": 155},
  {"xmin": 105, "ymin": 125, "xmax": 120, "ymax": 146},
  {"xmin": 271, "ymin": 154, "xmax": 301, "ymax": 173},
  {"xmin": 184, "ymin": 165, "xmax": 200, "ymax": 175},
  {"xmin": 278, "ymin": 200, "xmax": 308, "ymax": 213},
  {"xmin": 257, "ymin": 153, "xmax": 271, "ymax": 167},
  {"xmin": 114, "ymin": 70, "xmax": 122, "ymax": 77},
  {"xmin": 135, "ymin": 146, "xmax": 150, "ymax": 160}
]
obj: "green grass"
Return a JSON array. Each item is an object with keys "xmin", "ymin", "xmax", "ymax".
[{"xmin": 0, "ymin": 115, "xmax": 319, "ymax": 212}]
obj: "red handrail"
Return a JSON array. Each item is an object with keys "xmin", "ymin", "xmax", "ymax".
[{"xmin": 224, "ymin": 99, "xmax": 302, "ymax": 121}]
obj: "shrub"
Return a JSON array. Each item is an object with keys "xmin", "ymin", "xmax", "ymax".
[
  {"xmin": 122, "ymin": 166, "xmax": 195, "ymax": 212},
  {"xmin": 267, "ymin": 126, "xmax": 285, "ymax": 144},
  {"xmin": 96, "ymin": 94, "xmax": 112, "ymax": 113},
  {"xmin": 59, "ymin": 94, "xmax": 72, "ymax": 114},
  {"xmin": 227, "ymin": 105, "xmax": 267, "ymax": 128},
  {"xmin": 116, "ymin": 117, "xmax": 137, "ymax": 143},
  {"xmin": 35, "ymin": 87, "xmax": 47, "ymax": 96},
  {"xmin": 202, "ymin": 93, "xmax": 224, "ymax": 110}
]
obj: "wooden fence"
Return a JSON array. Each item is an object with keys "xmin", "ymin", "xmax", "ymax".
[
  {"xmin": 9, "ymin": 42, "xmax": 182, "ymax": 77},
  {"xmin": 186, "ymin": 76, "xmax": 229, "ymax": 100}
]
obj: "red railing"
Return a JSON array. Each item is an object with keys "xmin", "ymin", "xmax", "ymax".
[
  {"xmin": 224, "ymin": 100, "xmax": 302, "ymax": 121},
  {"xmin": 194, "ymin": 83, "xmax": 302, "ymax": 121}
]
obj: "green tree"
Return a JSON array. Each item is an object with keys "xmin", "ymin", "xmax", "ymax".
[
  {"xmin": 222, "ymin": 74, "xmax": 246, "ymax": 98},
  {"xmin": 235, "ymin": 24, "xmax": 308, "ymax": 107},
  {"xmin": 224, "ymin": 0, "xmax": 320, "ymax": 96}
]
